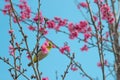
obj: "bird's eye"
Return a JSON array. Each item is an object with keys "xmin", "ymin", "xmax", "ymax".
[{"xmin": 49, "ymin": 43, "xmax": 51, "ymax": 46}]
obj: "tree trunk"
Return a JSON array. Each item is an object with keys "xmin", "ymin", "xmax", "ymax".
[
  {"xmin": 117, "ymin": 67, "xmax": 120, "ymax": 80},
  {"xmin": 117, "ymin": 56, "xmax": 120, "ymax": 80}
]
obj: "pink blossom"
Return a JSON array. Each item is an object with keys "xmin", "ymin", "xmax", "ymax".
[
  {"xmin": 102, "ymin": 32, "xmax": 109, "ymax": 41},
  {"xmin": 79, "ymin": 2, "xmax": 88, "ymax": 8},
  {"xmin": 68, "ymin": 21, "xmax": 91, "ymax": 40},
  {"xmin": 80, "ymin": 44, "xmax": 88, "ymax": 51},
  {"xmin": 2, "ymin": 3, "xmax": 12, "ymax": 15},
  {"xmin": 97, "ymin": 60, "xmax": 109, "ymax": 67},
  {"xmin": 60, "ymin": 45, "xmax": 70, "ymax": 54},
  {"xmin": 46, "ymin": 20, "xmax": 56, "ymax": 29},
  {"xmin": 69, "ymin": 30, "xmax": 78, "ymax": 39},
  {"xmin": 13, "ymin": 17, "xmax": 21, "ymax": 23},
  {"xmin": 52, "ymin": 44, "xmax": 56, "ymax": 48},
  {"xmin": 40, "ymin": 40, "xmax": 53, "ymax": 54},
  {"xmin": 70, "ymin": 64, "xmax": 78, "ymax": 71},
  {"xmin": 64, "ymin": 45, "xmax": 70, "ymax": 52},
  {"xmin": 79, "ymin": 21, "xmax": 88, "ymax": 28},
  {"xmin": 84, "ymin": 33, "xmax": 91, "ymax": 42},
  {"xmin": 47, "ymin": 17, "xmax": 68, "ymax": 30},
  {"xmin": 53, "ymin": 17, "xmax": 68, "ymax": 30},
  {"xmin": 18, "ymin": 0, "xmax": 31, "ymax": 21},
  {"xmin": 41, "ymin": 44, "xmax": 49, "ymax": 54},
  {"xmin": 5, "ymin": 0, "xmax": 10, "ymax": 2},
  {"xmin": 94, "ymin": 0, "xmax": 103, "ymax": 3},
  {"xmin": 42, "ymin": 77, "xmax": 49, "ymax": 80},
  {"xmin": 68, "ymin": 22, "xmax": 74, "ymax": 32},
  {"xmin": 54, "ymin": 25, "xmax": 60, "ymax": 31},
  {"xmin": 4, "ymin": 4, "xmax": 11, "ymax": 9},
  {"xmin": 100, "ymin": 4, "xmax": 115, "ymax": 24},
  {"xmin": 93, "ymin": 15, "xmax": 98, "ymax": 21},
  {"xmin": 97, "ymin": 62, "xmax": 102, "ymax": 67},
  {"xmin": 28, "ymin": 25, "xmax": 36, "ymax": 31},
  {"xmin": 74, "ymin": 24, "xmax": 82, "ymax": 33},
  {"xmin": 9, "ymin": 45, "xmax": 14, "ymax": 50},
  {"xmin": 58, "ymin": 19, "xmax": 67, "ymax": 26},
  {"xmin": 78, "ymin": 21, "xmax": 88, "ymax": 33},
  {"xmin": 18, "ymin": 4, "xmax": 25, "ymax": 9},
  {"xmin": 105, "ymin": 32, "xmax": 109, "ymax": 38},
  {"xmin": 2, "ymin": 9, "xmax": 7, "ymax": 15},
  {"xmin": 71, "ymin": 67, "xmax": 78, "ymax": 71},
  {"xmin": 2, "ymin": 4, "xmax": 11, "ymax": 15},
  {"xmin": 54, "ymin": 17, "xmax": 61, "ymax": 21},
  {"xmin": 20, "ymin": 10, "xmax": 31, "ymax": 20},
  {"xmin": 20, "ymin": 0, "xmax": 27, "ymax": 3},
  {"xmin": 39, "ymin": 27, "xmax": 48, "ymax": 35},
  {"xmin": 96, "ymin": 21, "xmax": 101, "ymax": 30},
  {"xmin": 9, "ymin": 45, "xmax": 15, "ymax": 56},
  {"xmin": 87, "ymin": 27, "xmax": 92, "ymax": 32},
  {"xmin": 104, "ymin": 60, "xmax": 108, "ymax": 66},
  {"xmin": 16, "ymin": 66, "xmax": 20, "ymax": 70},
  {"xmin": 33, "ymin": 12, "xmax": 44, "ymax": 23},
  {"xmin": 8, "ymin": 30, "xmax": 14, "ymax": 34},
  {"xmin": 15, "ymin": 42, "xmax": 20, "ymax": 49},
  {"xmin": 108, "ymin": 17, "xmax": 115, "ymax": 24},
  {"xmin": 27, "ymin": 55, "xmax": 31, "ymax": 60},
  {"xmin": 44, "ymin": 40, "xmax": 49, "ymax": 46},
  {"xmin": 101, "ymin": 4, "xmax": 110, "ymax": 15},
  {"xmin": 26, "ymin": 52, "xmax": 31, "ymax": 60},
  {"xmin": 60, "ymin": 47, "xmax": 65, "ymax": 54}
]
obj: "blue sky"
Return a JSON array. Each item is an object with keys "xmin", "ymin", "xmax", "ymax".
[{"xmin": 0, "ymin": 0, "xmax": 115, "ymax": 80}]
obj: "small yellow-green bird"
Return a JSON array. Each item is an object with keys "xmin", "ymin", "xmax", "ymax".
[{"xmin": 28, "ymin": 41, "xmax": 54, "ymax": 66}]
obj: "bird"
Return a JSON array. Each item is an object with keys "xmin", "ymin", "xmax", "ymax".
[{"xmin": 28, "ymin": 41, "xmax": 53, "ymax": 66}]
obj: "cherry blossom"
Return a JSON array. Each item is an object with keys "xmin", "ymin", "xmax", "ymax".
[
  {"xmin": 60, "ymin": 45, "xmax": 70, "ymax": 54},
  {"xmin": 79, "ymin": 2, "xmax": 88, "ymax": 8},
  {"xmin": 28, "ymin": 25, "xmax": 36, "ymax": 31},
  {"xmin": 42, "ymin": 77, "xmax": 49, "ymax": 80},
  {"xmin": 46, "ymin": 20, "xmax": 56, "ymax": 29},
  {"xmin": 70, "ymin": 64, "xmax": 78, "ymax": 71},
  {"xmin": 80, "ymin": 44, "xmax": 88, "ymax": 51},
  {"xmin": 100, "ymin": 4, "xmax": 115, "ymax": 24},
  {"xmin": 97, "ymin": 60, "xmax": 109, "ymax": 67},
  {"xmin": 9, "ymin": 45, "xmax": 15, "ymax": 56},
  {"xmin": 8, "ymin": 30, "xmax": 14, "ymax": 34}
]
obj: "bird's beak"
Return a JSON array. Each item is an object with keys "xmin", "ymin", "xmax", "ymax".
[{"xmin": 52, "ymin": 45, "xmax": 56, "ymax": 48}]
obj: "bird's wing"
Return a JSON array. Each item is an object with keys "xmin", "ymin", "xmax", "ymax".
[{"xmin": 33, "ymin": 50, "xmax": 48, "ymax": 63}]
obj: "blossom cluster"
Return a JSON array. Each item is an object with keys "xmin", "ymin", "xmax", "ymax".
[
  {"xmin": 68, "ymin": 21, "xmax": 92, "ymax": 40},
  {"xmin": 28, "ymin": 11, "xmax": 48, "ymax": 35},
  {"xmin": 60, "ymin": 45, "xmax": 70, "ymax": 54},
  {"xmin": 2, "ymin": 2, "xmax": 12, "ymax": 15},
  {"xmin": 46, "ymin": 17, "xmax": 67, "ymax": 31},
  {"xmin": 3, "ymin": 0, "xmax": 31, "ymax": 22},
  {"xmin": 45, "ymin": 16, "xmax": 92, "ymax": 52},
  {"xmin": 100, "ymin": 4, "xmax": 115, "ymax": 24},
  {"xmin": 33, "ymin": 12, "xmax": 44, "ymax": 23},
  {"xmin": 18, "ymin": 0, "xmax": 31, "ymax": 21},
  {"xmin": 46, "ymin": 17, "xmax": 92, "ymax": 41}
]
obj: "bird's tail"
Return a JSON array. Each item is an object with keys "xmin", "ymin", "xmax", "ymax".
[{"xmin": 28, "ymin": 62, "xmax": 33, "ymax": 67}]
